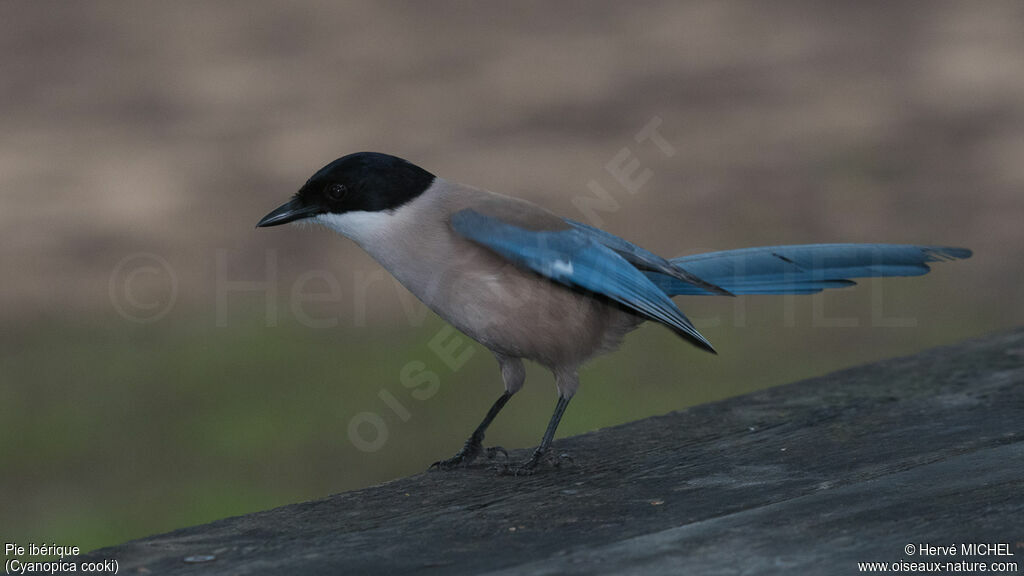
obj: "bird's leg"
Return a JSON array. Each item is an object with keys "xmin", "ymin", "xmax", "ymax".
[
  {"xmin": 503, "ymin": 395, "xmax": 571, "ymax": 476},
  {"xmin": 430, "ymin": 392, "xmax": 512, "ymax": 469}
]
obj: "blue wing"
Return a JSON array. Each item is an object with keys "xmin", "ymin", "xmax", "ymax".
[
  {"xmin": 649, "ymin": 244, "xmax": 972, "ymax": 295},
  {"xmin": 450, "ymin": 210, "xmax": 716, "ymax": 353},
  {"xmin": 565, "ymin": 219, "xmax": 732, "ymax": 296}
]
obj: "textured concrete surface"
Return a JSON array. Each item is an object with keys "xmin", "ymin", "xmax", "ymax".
[{"xmin": 80, "ymin": 328, "xmax": 1024, "ymax": 574}]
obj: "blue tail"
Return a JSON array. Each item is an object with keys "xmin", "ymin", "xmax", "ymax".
[{"xmin": 647, "ymin": 244, "xmax": 972, "ymax": 296}]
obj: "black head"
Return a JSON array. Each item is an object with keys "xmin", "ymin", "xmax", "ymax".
[{"xmin": 256, "ymin": 152, "xmax": 435, "ymax": 227}]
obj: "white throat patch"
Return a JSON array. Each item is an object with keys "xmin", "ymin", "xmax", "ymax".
[{"xmin": 315, "ymin": 210, "xmax": 399, "ymax": 245}]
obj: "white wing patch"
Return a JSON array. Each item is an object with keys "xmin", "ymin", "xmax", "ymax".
[{"xmin": 551, "ymin": 259, "xmax": 574, "ymax": 276}]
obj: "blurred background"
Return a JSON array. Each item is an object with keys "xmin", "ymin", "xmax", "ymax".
[{"xmin": 2, "ymin": 0, "xmax": 1022, "ymax": 555}]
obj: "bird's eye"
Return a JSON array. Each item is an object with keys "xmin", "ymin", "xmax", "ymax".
[{"xmin": 327, "ymin": 183, "xmax": 347, "ymax": 201}]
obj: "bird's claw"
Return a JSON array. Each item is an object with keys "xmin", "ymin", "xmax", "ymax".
[
  {"xmin": 430, "ymin": 441, "xmax": 509, "ymax": 470},
  {"xmin": 485, "ymin": 446, "xmax": 509, "ymax": 461},
  {"xmin": 497, "ymin": 448, "xmax": 573, "ymax": 476},
  {"xmin": 498, "ymin": 460, "xmax": 538, "ymax": 476},
  {"xmin": 429, "ymin": 440, "xmax": 481, "ymax": 470},
  {"xmin": 430, "ymin": 457, "xmax": 465, "ymax": 470}
]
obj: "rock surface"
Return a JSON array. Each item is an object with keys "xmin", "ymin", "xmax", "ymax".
[{"xmin": 82, "ymin": 329, "xmax": 1024, "ymax": 575}]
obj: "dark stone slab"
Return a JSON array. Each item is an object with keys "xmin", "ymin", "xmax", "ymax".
[{"xmin": 81, "ymin": 329, "xmax": 1024, "ymax": 575}]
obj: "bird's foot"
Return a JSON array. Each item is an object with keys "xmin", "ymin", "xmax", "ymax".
[
  {"xmin": 430, "ymin": 439, "xmax": 481, "ymax": 470},
  {"xmin": 430, "ymin": 440, "xmax": 509, "ymax": 470},
  {"xmin": 485, "ymin": 445, "xmax": 510, "ymax": 462},
  {"xmin": 498, "ymin": 448, "xmax": 573, "ymax": 476}
]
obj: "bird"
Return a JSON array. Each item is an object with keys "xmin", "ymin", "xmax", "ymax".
[{"xmin": 257, "ymin": 151, "xmax": 971, "ymax": 474}]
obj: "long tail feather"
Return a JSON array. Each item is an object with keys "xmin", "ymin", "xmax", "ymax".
[{"xmin": 647, "ymin": 244, "xmax": 971, "ymax": 296}]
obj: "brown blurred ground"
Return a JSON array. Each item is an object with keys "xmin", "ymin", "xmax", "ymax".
[{"xmin": 2, "ymin": 0, "xmax": 1021, "ymax": 325}]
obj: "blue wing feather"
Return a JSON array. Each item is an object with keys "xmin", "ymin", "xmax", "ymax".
[
  {"xmin": 450, "ymin": 210, "xmax": 716, "ymax": 352},
  {"xmin": 564, "ymin": 219, "xmax": 679, "ymax": 275},
  {"xmin": 566, "ymin": 219, "xmax": 732, "ymax": 296}
]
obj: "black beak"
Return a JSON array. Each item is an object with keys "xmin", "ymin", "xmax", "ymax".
[{"xmin": 256, "ymin": 198, "xmax": 321, "ymax": 228}]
